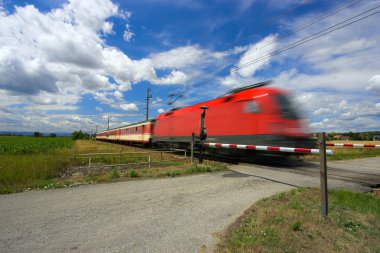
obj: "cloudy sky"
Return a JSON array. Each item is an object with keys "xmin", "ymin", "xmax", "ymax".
[{"xmin": 0, "ymin": 0, "xmax": 379, "ymax": 133}]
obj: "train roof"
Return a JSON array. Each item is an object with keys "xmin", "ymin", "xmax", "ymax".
[{"xmin": 158, "ymin": 83, "xmax": 286, "ymax": 118}]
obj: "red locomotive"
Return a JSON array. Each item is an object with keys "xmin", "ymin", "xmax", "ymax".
[{"xmin": 96, "ymin": 82, "xmax": 315, "ymax": 150}]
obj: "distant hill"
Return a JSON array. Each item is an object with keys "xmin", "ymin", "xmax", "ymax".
[{"xmin": 0, "ymin": 131, "xmax": 71, "ymax": 137}]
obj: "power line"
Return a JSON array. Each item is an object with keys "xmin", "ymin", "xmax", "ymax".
[
  {"xmin": 232, "ymin": 5, "xmax": 380, "ymax": 73},
  {"xmin": 168, "ymin": 3, "xmax": 380, "ymax": 104},
  {"xmin": 239, "ymin": 0, "xmax": 363, "ymax": 60}
]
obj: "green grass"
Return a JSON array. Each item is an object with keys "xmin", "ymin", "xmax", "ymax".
[
  {"xmin": 0, "ymin": 136, "xmax": 73, "ymax": 154},
  {"xmin": 0, "ymin": 138, "xmax": 227, "ymax": 194},
  {"xmin": 217, "ymin": 188, "xmax": 380, "ymax": 253}
]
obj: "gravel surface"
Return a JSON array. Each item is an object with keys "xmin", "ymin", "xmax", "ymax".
[{"xmin": 0, "ymin": 171, "xmax": 292, "ymax": 253}]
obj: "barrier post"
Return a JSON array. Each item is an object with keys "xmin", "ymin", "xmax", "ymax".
[{"xmin": 319, "ymin": 132, "xmax": 328, "ymax": 217}]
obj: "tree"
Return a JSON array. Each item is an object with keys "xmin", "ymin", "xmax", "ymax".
[
  {"xmin": 33, "ymin": 132, "xmax": 43, "ymax": 137},
  {"xmin": 49, "ymin": 133, "xmax": 56, "ymax": 137},
  {"xmin": 71, "ymin": 130, "xmax": 90, "ymax": 140}
]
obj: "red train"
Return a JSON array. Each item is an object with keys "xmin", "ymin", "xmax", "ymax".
[{"xmin": 96, "ymin": 82, "xmax": 315, "ymax": 151}]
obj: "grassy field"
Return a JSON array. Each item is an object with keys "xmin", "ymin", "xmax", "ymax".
[
  {"xmin": 0, "ymin": 137, "xmax": 226, "ymax": 194},
  {"xmin": 303, "ymin": 140, "xmax": 380, "ymax": 161},
  {"xmin": 0, "ymin": 136, "xmax": 73, "ymax": 154},
  {"xmin": 217, "ymin": 188, "xmax": 380, "ymax": 253}
]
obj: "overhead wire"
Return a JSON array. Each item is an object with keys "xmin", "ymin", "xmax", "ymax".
[{"xmin": 168, "ymin": 2, "xmax": 379, "ymax": 105}]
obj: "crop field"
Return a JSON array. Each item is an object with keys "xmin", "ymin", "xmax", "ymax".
[
  {"xmin": 0, "ymin": 136, "xmax": 75, "ymax": 193},
  {"xmin": 0, "ymin": 136, "xmax": 73, "ymax": 154},
  {"xmin": 0, "ymin": 138, "xmax": 226, "ymax": 194}
]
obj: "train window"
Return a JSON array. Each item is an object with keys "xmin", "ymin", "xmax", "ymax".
[
  {"xmin": 275, "ymin": 95, "xmax": 300, "ymax": 120},
  {"xmin": 245, "ymin": 100, "xmax": 260, "ymax": 113}
]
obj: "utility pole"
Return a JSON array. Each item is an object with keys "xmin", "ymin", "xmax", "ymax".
[
  {"xmin": 145, "ymin": 88, "xmax": 152, "ymax": 121},
  {"xmin": 107, "ymin": 115, "xmax": 110, "ymax": 130}
]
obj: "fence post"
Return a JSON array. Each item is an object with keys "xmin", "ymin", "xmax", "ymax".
[
  {"xmin": 319, "ymin": 132, "xmax": 328, "ymax": 217},
  {"xmin": 148, "ymin": 153, "xmax": 151, "ymax": 169},
  {"xmin": 161, "ymin": 151, "xmax": 163, "ymax": 162},
  {"xmin": 88, "ymin": 154, "xmax": 92, "ymax": 167}
]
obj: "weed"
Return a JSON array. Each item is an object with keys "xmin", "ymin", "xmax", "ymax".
[
  {"xmin": 291, "ymin": 221, "xmax": 302, "ymax": 231},
  {"xmin": 166, "ymin": 170, "xmax": 182, "ymax": 177},
  {"xmin": 110, "ymin": 168, "xmax": 119, "ymax": 179},
  {"xmin": 128, "ymin": 170, "xmax": 139, "ymax": 178}
]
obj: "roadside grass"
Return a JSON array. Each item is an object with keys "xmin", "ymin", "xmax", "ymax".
[
  {"xmin": 216, "ymin": 188, "xmax": 380, "ymax": 253},
  {"xmin": 0, "ymin": 138, "xmax": 227, "ymax": 194},
  {"xmin": 302, "ymin": 141, "xmax": 380, "ymax": 161}
]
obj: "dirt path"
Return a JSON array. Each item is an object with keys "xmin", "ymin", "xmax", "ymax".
[{"xmin": 0, "ymin": 171, "xmax": 292, "ymax": 253}]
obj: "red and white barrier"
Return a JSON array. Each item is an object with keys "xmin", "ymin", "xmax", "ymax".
[
  {"xmin": 203, "ymin": 142, "xmax": 333, "ymax": 155},
  {"xmin": 326, "ymin": 143, "xmax": 380, "ymax": 148}
]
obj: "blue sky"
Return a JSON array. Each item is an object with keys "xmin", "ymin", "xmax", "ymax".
[{"xmin": 0, "ymin": 0, "xmax": 379, "ymax": 133}]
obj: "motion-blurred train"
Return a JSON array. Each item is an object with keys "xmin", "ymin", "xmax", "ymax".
[{"xmin": 96, "ymin": 82, "xmax": 315, "ymax": 152}]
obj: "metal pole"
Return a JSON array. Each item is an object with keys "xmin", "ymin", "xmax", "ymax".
[
  {"xmin": 199, "ymin": 140, "xmax": 203, "ymax": 164},
  {"xmin": 199, "ymin": 106, "xmax": 208, "ymax": 164},
  {"xmin": 319, "ymin": 132, "xmax": 328, "ymax": 217},
  {"xmin": 145, "ymin": 88, "xmax": 152, "ymax": 121},
  {"xmin": 191, "ymin": 132, "xmax": 194, "ymax": 164}
]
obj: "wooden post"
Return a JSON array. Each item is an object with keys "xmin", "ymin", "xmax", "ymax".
[
  {"xmin": 88, "ymin": 155, "xmax": 92, "ymax": 167},
  {"xmin": 319, "ymin": 132, "xmax": 328, "ymax": 217},
  {"xmin": 148, "ymin": 154, "xmax": 151, "ymax": 169},
  {"xmin": 161, "ymin": 152, "xmax": 163, "ymax": 162}
]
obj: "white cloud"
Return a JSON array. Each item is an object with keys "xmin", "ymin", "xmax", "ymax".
[
  {"xmin": 367, "ymin": 75, "xmax": 380, "ymax": 94},
  {"xmin": 152, "ymin": 97, "xmax": 162, "ymax": 105},
  {"xmin": 263, "ymin": 1, "xmax": 380, "ymax": 131},
  {"xmin": 150, "ymin": 45, "xmax": 206, "ymax": 69},
  {"xmin": 218, "ymin": 35, "xmax": 277, "ymax": 88},
  {"xmin": 120, "ymin": 103, "xmax": 138, "ymax": 111},
  {"xmin": 158, "ymin": 108, "xmax": 165, "ymax": 113},
  {"xmin": 123, "ymin": 23, "xmax": 134, "ymax": 41},
  {"xmin": 235, "ymin": 35, "xmax": 278, "ymax": 77},
  {"xmin": 0, "ymin": 1, "xmax": 169, "ymax": 115},
  {"xmin": 151, "ymin": 70, "xmax": 189, "ymax": 85},
  {"xmin": 113, "ymin": 90, "xmax": 124, "ymax": 100},
  {"xmin": 94, "ymin": 91, "xmax": 139, "ymax": 111},
  {"xmin": 95, "ymin": 106, "xmax": 103, "ymax": 112},
  {"xmin": 123, "ymin": 30, "xmax": 134, "ymax": 41}
]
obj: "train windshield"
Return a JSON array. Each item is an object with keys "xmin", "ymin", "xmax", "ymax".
[{"xmin": 275, "ymin": 94, "xmax": 300, "ymax": 120}]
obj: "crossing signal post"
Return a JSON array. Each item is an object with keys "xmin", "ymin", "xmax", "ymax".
[{"xmin": 199, "ymin": 105, "xmax": 209, "ymax": 164}]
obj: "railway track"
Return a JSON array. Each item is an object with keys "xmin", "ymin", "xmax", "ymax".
[
  {"xmin": 102, "ymin": 142, "xmax": 380, "ymax": 188},
  {"xmin": 238, "ymin": 159, "xmax": 380, "ymax": 188}
]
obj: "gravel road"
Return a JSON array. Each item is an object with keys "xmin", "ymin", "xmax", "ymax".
[{"xmin": 0, "ymin": 171, "xmax": 293, "ymax": 253}]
